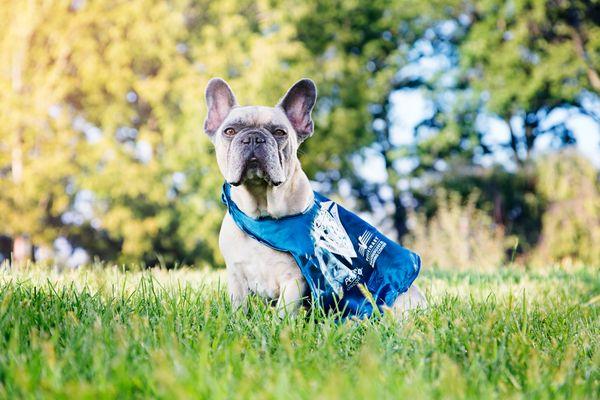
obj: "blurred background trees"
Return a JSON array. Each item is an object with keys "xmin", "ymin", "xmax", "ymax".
[{"xmin": 0, "ymin": 0, "xmax": 598, "ymax": 269}]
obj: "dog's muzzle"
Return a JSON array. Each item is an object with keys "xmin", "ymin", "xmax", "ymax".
[{"xmin": 228, "ymin": 130, "xmax": 285, "ymax": 186}]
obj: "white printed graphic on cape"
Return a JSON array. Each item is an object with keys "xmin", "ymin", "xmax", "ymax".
[
  {"xmin": 358, "ymin": 230, "xmax": 386, "ymax": 267},
  {"xmin": 358, "ymin": 231, "xmax": 373, "ymax": 257},
  {"xmin": 311, "ymin": 201, "xmax": 362, "ymax": 296}
]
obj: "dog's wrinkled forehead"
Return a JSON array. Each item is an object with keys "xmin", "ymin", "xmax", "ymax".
[{"xmin": 222, "ymin": 106, "xmax": 291, "ymax": 131}]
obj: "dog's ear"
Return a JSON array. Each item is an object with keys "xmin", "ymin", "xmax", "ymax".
[
  {"xmin": 204, "ymin": 78, "xmax": 237, "ymax": 137},
  {"xmin": 277, "ymin": 79, "xmax": 317, "ymax": 142}
]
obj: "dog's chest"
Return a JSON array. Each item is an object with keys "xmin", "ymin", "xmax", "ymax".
[{"xmin": 219, "ymin": 213, "xmax": 305, "ymax": 299}]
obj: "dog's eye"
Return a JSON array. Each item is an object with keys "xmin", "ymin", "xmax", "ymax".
[
  {"xmin": 274, "ymin": 129, "xmax": 286, "ymax": 136},
  {"xmin": 224, "ymin": 128, "xmax": 236, "ymax": 136}
]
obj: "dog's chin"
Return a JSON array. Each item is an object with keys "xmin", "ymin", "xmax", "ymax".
[{"xmin": 228, "ymin": 161, "xmax": 284, "ymax": 187}]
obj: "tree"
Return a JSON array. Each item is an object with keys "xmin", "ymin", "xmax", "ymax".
[
  {"xmin": 75, "ymin": 0, "xmax": 322, "ymax": 266},
  {"xmin": 406, "ymin": 0, "xmax": 600, "ymax": 252},
  {"xmin": 0, "ymin": 0, "xmax": 318, "ymax": 266},
  {"xmin": 289, "ymin": 0, "xmax": 479, "ymax": 241},
  {"xmin": 1, "ymin": 0, "xmax": 597, "ymax": 266},
  {"xmin": 0, "ymin": 0, "xmax": 86, "ymax": 263},
  {"xmin": 298, "ymin": 0, "xmax": 599, "ymax": 237},
  {"xmin": 460, "ymin": 0, "xmax": 600, "ymax": 164}
]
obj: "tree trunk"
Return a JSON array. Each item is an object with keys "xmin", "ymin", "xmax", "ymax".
[
  {"xmin": 392, "ymin": 191, "xmax": 408, "ymax": 244},
  {"xmin": 571, "ymin": 22, "xmax": 600, "ymax": 93},
  {"xmin": 381, "ymin": 146, "xmax": 409, "ymax": 244},
  {"xmin": 505, "ymin": 117, "xmax": 523, "ymax": 167}
]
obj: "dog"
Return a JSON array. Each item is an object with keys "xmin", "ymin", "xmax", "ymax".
[{"xmin": 204, "ymin": 77, "xmax": 425, "ymax": 316}]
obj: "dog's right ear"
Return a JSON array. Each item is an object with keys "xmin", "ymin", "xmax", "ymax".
[{"xmin": 204, "ymin": 78, "xmax": 237, "ymax": 137}]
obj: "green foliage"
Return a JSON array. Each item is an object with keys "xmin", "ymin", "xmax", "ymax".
[
  {"xmin": 461, "ymin": 0, "xmax": 599, "ymax": 116},
  {"xmin": 407, "ymin": 0, "xmax": 600, "ymax": 169},
  {"xmin": 0, "ymin": 1, "xmax": 86, "ymax": 244},
  {"xmin": 533, "ymin": 150, "xmax": 600, "ymax": 266},
  {"xmin": 291, "ymin": 0, "xmax": 403, "ymax": 179},
  {"xmin": 0, "ymin": 265, "xmax": 597, "ymax": 398},
  {"xmin": 0, "ymin": 0, "xmax": 316, "ymax": 266},
  {"xmin": 418, "ymin": 165, "xmax": 545, "ymax": 256},
  {"xmin": 407, "ymin": 191, "xmax": 507, "ymax": 271},
  {"xmin": 0, "ymin": 0, "xmax": 598, "ymax": 267}
]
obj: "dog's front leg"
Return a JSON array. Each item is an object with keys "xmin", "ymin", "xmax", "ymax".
[
  {"xmin": 227, "ymin": 266, "xmax": 249, "ymax": 312},
  {"xmin": 275, "ymin": 278, "xmax": 305, "ymax": 318}
]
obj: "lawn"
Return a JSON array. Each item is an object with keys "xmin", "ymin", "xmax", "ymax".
[{"xmin": 0, "ymin": 264, "xmax": 597, "ymax": 399}]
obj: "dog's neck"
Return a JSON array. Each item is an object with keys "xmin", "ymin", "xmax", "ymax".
[{"xmin": 230, "ymin": 160, "xmax": 313, "ymax": 218}]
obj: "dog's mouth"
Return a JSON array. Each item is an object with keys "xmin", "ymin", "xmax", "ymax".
[
  {"xmin": 229, "ymin": 156, "xmax": 284, "ymax": 187},
  {"xmin": 246, "ymin": 157, "xmax": 260, "ymax": 170},
  {"xmin": 243, "ymin": 158, "xmax": 265, "ymax": 181}
]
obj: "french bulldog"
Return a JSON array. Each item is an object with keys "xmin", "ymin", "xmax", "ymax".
[{"xmin": 204, "ymin": 77, "xmax": 425, "ymax": 316}]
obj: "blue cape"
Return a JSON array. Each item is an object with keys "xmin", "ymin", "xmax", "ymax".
[{"xmin": 222, "ymin": 183, "xmax": 421, "ymax": 317}]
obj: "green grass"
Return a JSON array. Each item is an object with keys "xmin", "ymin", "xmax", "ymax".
[{"xmin": 0, "ymin": 265, "xmax": 597, "ymax": 399}]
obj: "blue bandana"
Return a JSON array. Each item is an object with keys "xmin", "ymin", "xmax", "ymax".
[{"xmin": 222, "ymin": 183, "xmax": 421, "ymax": 317}]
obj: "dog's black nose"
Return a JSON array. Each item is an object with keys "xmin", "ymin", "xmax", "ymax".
[{"xmin": 241, "ymin": 132, "xmax": 266, "ymax": 147}]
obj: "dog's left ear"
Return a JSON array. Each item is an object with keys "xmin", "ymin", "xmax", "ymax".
[{"xmin": 277, "ymin": 79, "xmax": 317, "ymax": 142}]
